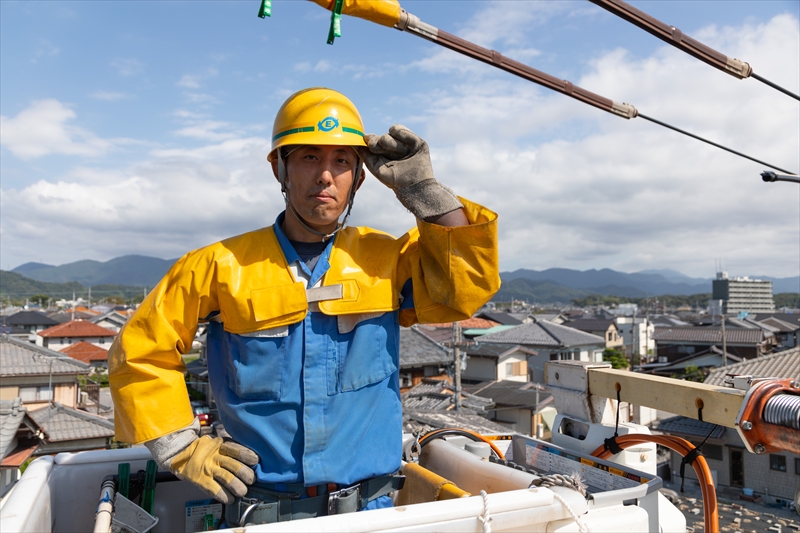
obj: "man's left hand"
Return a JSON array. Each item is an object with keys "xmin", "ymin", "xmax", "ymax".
[{"xmin": 359, "ymin": 125, "xmax": 463, "ymax": 221}]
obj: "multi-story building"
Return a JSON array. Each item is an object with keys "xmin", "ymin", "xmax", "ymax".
[{"xmin": 711, "ymin": 271, "xmax": 775, "ymax": 314}]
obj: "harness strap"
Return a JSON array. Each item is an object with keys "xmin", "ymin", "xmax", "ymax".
[{"xmin": 228, "ymin": 474, "xmax": 405, "ymax": 526}]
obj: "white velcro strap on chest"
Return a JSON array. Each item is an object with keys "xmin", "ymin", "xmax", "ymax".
[{"xmin": 306, "ymin": 284, "xmax": 344, "ymax": 303}]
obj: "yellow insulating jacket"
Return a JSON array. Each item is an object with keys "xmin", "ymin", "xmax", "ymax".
[
  {"xmin": 109, "ymin": 197, "xmax": 499, "ymax": 444},
  {"xmin": 309, "ymin": 0, "xmax": 402, "ymax": 28}
]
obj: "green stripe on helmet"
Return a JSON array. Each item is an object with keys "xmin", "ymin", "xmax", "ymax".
[
  {"xmin": 341, "ymin": 127, "xmax": 364, "ymax": 137},
  {"xmin": 272, "ymin": 126, "xmax": 315, "ymax": 142}
]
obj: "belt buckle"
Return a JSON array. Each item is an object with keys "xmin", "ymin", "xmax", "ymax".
[{"xmin": 327, "ymin": 483, "xmax": 359, "ymax": 515}]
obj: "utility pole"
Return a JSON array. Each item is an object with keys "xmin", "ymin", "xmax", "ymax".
[
  {"xmin": 722, "ymin": 313, "xmax": 728, "ymax": 367},
  {"xmin": 453, "ymin": 321, "xmax": 462, "ymax": 411}
]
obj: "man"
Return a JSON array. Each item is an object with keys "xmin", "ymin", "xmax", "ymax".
[{"xmin": 109, "ymin": 87, "xmax": 499, "ymax": 524}]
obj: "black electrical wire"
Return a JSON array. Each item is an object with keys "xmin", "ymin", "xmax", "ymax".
[
  {"xmin": 751, "ymin": 72, "xmax": 800, "ymax": 102},
  {"xmin": 638, "ymin": 113, "xmax": 796, "ymax": 175}
]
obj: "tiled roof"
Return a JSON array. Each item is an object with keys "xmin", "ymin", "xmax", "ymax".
[
  {"xmin": 757, "ymin": 317, "xmax": 800, "ymax": 333},
  {"xmin": 423, "ymin": 317, "xmax": 501, "ymax": 329},
  {"xmin": 403, "ymin": 410, "xmax": 512, "ymax": 434},
  {"xmin": 753, "ymin": 313, "xmax": 800, "ymax": 326},
  {"xmin": 463, "ymin": 380, "xmax": 551, "ymax": 408},
  {"xmin": 4, "ymin": 311, "xmax": 60, "ymax": 327},
  {"xmin": 0, "ymin": 398, "xmax": 27, "ymax": 460},
  {"xmin": 38, "ymin": 320, "xmax": 117, "ymax": 338},
  {"xmin": 402, "ymin": 379, "xmax": 494, "ymax": 412},
  {"xmin": 0, "ymin": 335, "xmax": 90, "ymax": 375},
  {"xmin": 652, "ymin": 327, "xmax": 766, "ymax": 344},
  {"xmin": 399, "ymin": 328, "xmax": 451, "ymax": 369},
  {"xmin": 476, "ymin": 312, "xmax": 522, "ymax": 326},
  {"xmin": 654, "ymin": 416, "xmax": 727, "ymax": 440},
  {"xmin": 704, "ymin": 347, "xmax": 800, "ymax": 386},
  {"xmin": 465, "ymin": 343, "xmax": 537, "ymax": 359},
  {"xmin": 564, "ymin": 319, "xmax": 615, "ymax": 333},
  {"xmin": 474, "ymin": 318, "xmax": 605, "ymax": 348},
  {"xmin": 29, "ymin": 403, "xmax": 114, "ymax": 442},
  {"xmin": 60, "ymin": 342, "xmax": 109, "ymax": 363}
]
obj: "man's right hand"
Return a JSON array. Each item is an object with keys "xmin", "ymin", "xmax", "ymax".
[{"xmin": 145, "ymin": 419, "xmax": 258, "ymax": 504}]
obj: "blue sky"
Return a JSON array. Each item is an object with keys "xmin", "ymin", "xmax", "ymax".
[{"xmin": 2, "ymin": 0, "xmax": 799, "ymax": 280}]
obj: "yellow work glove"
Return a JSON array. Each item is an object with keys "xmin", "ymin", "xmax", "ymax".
[{"xmin": 145, "ymin": 419, "xmax": 258, "ymax": 504}]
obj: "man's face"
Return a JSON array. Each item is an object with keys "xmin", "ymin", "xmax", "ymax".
[{"xmin": 277, "ymin": 145, "xmax": 363, "ymax": 233}]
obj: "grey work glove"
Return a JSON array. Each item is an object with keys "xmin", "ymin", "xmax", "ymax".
[
  {"xmin": 145, "ymin": 418, "xmax": 258, "ymax": 504},
  {"xmin": 359, "ymin": 124, "xmax": 463, "ymax": 220}
]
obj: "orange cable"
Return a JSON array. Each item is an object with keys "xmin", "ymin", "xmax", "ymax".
[{"xmin": 591, "ymin": 434, "xmax": 719, "ymax": 533}]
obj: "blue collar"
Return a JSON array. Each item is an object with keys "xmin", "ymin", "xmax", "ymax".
[{"xmin": 273, "ymin": 212, "xmax": 334, "ymax": 286}]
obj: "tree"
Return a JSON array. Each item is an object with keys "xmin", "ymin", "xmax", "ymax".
[
  {"xmin": 29, "ymin": 293, "xmax": 50, "ymax": 306},
  {"xmin": 674, "ymin": 365, "xmax": 706, "ymax": 383},
  {"xmin": 603, "ymin": 348, "xmax": 628, "ymax": 370}
]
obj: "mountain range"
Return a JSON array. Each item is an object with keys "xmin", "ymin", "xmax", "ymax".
[{"xmin": 8, "ymin": 256, "xmax": 799, "ymax": 304}]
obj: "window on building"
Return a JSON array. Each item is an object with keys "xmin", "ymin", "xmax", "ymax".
[
  {"xmin": 505, "ymin": 361, "xmax": 528, "ymax": 376},
  {"xmin": 19, "ymin": 387, "xmax": 37, "ymax": 402},
  {"xmin": 19, "ymin": 386, "xmax": 52, "ymax": 402},
  {"xmin": 701, "ymin": 444, "xmax": 723, "ymax": 461},
  {"xmin": 770, "ymin": 454, "xmax": 787, "ymax": 472}
]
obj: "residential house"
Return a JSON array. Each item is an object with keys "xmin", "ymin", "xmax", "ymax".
[
  {"xmin": 416, "ymin": 317, "xmax": 503, "ymax": 344},
  {"xmin": 60, "ymin": 341, "xmax": 109, "ymax": 370},
  {"xmin": 0, "ymin": 336, "xmax": 90, "ymax": 409},
  {"xmin": 3, "ymin": 311, "xmax": 60, "ymax": 343},
  {"xmin": 753, "ymin": 314, "xmax": 800, "ymax": 349},
  {"xmin": 656, "ymin": 348, "xmax": 800, "ymax": 502},
  {"xmin": 28, "ymin": 403, "xmax": 115, "ymax": 455},
  {"xmin": 461, "ymin": 343, "xmax": 537, "ymax": 384},
  {"xmin": 637, "ymin": 345, "xmax": 742, "ymax": 376},
  {"xmin": 475, "ymin": 312, "xmax": 523, "ymax": 326},
  {"xmin": 614, "ymin": 316, "xmax": 655, "ymax": 360},
  {"xmin": 36, "ymin": 320, "xmax": 117, "ymax": 351},
  {"xmin": 0, "ymin": 398, "xmax": 43, "ymax": 497},
  {"xmin": 402, "ymin": 378, "xmax": 508, "ymax": 434},
  {"xmin": 473, "ymin": 318, "xmax": 606, "ymax": 383},
  {"xmin": 564, "ymin": 318, "xmax": 623, "ymax": 350},
  {"xmin": 90, "ymin": 310, "xmax": 131, "ymax": 333},
  {"xmin": 463, "ymin": 380, "xmax": 554, "ymax": 438},
  {"xmin": 652, "ymin": 327, "xmax": 774, "ymax": 361},
  {"xmin": 398, "ymin": 327, "xmax": 452, "ymax": 392}
]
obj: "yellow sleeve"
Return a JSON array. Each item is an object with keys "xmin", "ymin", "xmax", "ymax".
[
  {"xmin": 398, "ymin": 197, "xmax": 500, "ymax": 327},
  {"xmin": 109, "ymin": 248, "xmax": 220, "ymax": 444}
]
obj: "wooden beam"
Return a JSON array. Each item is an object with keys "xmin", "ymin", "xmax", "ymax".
[{"xmin": 587, "ymin": 367, "xmax": 745, "ymax": 427}]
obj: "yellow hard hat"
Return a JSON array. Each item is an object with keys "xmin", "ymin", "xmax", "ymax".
[{"xmin": 268, "ymin": 87, "xmax": 366, "ymax": 162}]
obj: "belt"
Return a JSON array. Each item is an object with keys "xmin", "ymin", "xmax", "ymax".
[{"xmin": 227, "ymin": 474, "xmax": 405, "ymax": 526}]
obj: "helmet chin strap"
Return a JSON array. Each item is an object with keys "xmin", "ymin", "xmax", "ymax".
[{"xmin": 277, "ymin": 147, "xmax": 361, "ymax": 242}]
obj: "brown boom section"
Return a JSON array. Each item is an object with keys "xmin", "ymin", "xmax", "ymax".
[
  {"xmin": 589, "ymin": 0, "xmax": 752, "ymax": 79},
  {"xmin": 434, "ymin": 29, "xmax": 637, "ymax": 119}
]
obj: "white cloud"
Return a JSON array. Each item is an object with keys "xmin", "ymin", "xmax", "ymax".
[
  {"xmin": 31, "ymin": 40, "xmax": 59, "ymax": 63},
  {"xmin": 111, "ymin": 57, "xmax": 145, "ymax": 77},
  {"xmin": 294, "ymin": 61, "xmax": 311, "ymax": 73},
  {"xmin": 90, "ymin": 91, "xmax": 128, "ymax": 101},
  {"xmin": 177, "ymin": 68, "xmax": 218, "ymax": 89},
  {"xmin": 173, "ymin": 120, "xmax": 240, "ymax": 141},
  {"xmin": 0, "ymin": 100, "xmax": 115, "ymax": 159}
]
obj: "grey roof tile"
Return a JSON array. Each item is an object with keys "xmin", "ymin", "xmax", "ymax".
[
  {"xmin": 5, "ymin": 311, "xmax": 60, "ymax": 328},
  {"xmin": 474, "ymin": 318, "xmax": 604, "ymax": 348},
  {"xmin": 652, "ymin": 327, "xmax": 766, "ymax": 344},
  {"xmin": 463, "ymin": 380, "xmax": 551, "ymax": 408},
  {"xmin": 704, "ymin": 347, "xmax": 800, "ymax": 386},
  {"xmin": 399, "ymin": 327, "xmax": 451, "ymax": 369},
  {"xmin": 1, "ymin": 335, "xmax": 91, "ymax": 375},
  {"xmin": 0, "ymin": 398, "xmax": 27, "ymax": 459},
  {"xmin": 29, "ymin": 403, "xmax": 114, "ymax": 442},
  {"xmin": 655, "ymin": 416, "xmax": 727, "ymax": 440}
]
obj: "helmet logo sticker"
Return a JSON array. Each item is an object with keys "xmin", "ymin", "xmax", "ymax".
[{"xmin": 318, "ymin": 117, "xmax": 339, "ymax": 132}]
